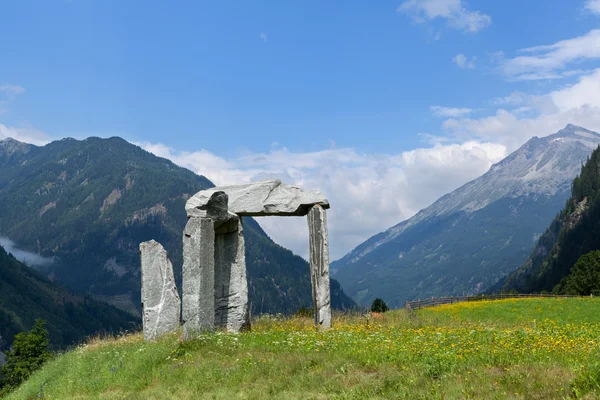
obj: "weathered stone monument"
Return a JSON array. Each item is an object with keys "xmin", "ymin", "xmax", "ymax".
[
  {"xmin": 139, "ymin": 240, "xmax": 181, "ymax": 341},
  {"xmin": 140, "ymin": 179, "xmax": 332, "ymax": 340}
]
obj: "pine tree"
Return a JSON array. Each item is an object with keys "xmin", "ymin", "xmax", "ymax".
[
  {"xmin": 1, "ymin": 319, "xmax": 52, "ymax": 390},
  {"xmin": 371, "ymin": 298, "xmax": 389, "ymax": 313}
]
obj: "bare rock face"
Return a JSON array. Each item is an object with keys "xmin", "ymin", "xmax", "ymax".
[
  {"xmin": 182, "ymin": 217, "xmax": 215, "ymax": 338},
  {"xmin": 308, "ymin": 205, "xmax": 332, "ymax": 329},
  {"xmin": 214, "ymin": 217, "xmax": 250, "ymax": 332},
  {"xmin": 140, "ymin": 240, "xmax": 181, "ymax": 341},
  {"xmin": 186, "ymin": 179, "xmax": 329, "ymax": 217}
]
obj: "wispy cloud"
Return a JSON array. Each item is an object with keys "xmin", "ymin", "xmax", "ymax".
[
  {"xmin": 0, "ymin": 85, "xmax": 25, "ymax": 96},
  {"xmin": 442, "ymin": 68, "xmax": 600, "ymax": 151},
  {"xmin": 398, "ymin": 0, "xmax": 491, "ymax": 33},
  {"xmin": 0, "ymin": 236, "xmax": 54, "ymax": 267},
  {"xmin": 259, "ymin": 32, "xmax": 267, "ymax": 42},
  {"xmin": 500, "ymin": 29, "xmax": 600, "ymax": 81},
  {"xmin": 0, "ymin": 123, "xmax": 51, "ymax": 146},
  {"xmin": 584, "ymin": 0, "xmax": 600, "ymax": 15},
  {"xmin": 452, "ymin": 53, "xmax": 476, "ymax": 69},
  {"xmin": 430, "ymin": 106, "xmax": 473, "ymax": 117},
  {"xmin": 0, "ymin": 84, "xmax": 25, "ymax": 114}
]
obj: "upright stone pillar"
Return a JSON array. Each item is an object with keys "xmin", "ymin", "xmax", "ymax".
[
  {"xmin": 214, "ymin": 216, "xmax": 250, "ymax": 332},
  {"xmin": 182, "ymin": 217, "xmax": 215, "ymax": 338},
  {"xmin": 140, "ymin": 240, "xmax": 181, "ymax": 341},
  {"xmin": 307, "ymin": 204, "xmax": 332, "ymax": 329}
]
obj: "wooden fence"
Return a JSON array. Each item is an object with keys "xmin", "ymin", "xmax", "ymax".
[{"xmin": 405, "ymin": 293, "xmax": 587, "ymax": 314}]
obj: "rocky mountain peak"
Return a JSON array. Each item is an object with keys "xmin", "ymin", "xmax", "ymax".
[{"xmin": 0, "ymin": 137, "xmax": 35, "ymax": 157}]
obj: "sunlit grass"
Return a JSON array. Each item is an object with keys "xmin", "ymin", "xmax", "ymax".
[{"xmin": 7, "ymin": 298, "xmax": 600, "ymax": 399}]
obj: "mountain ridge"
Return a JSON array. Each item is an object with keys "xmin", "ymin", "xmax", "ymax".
[{"xmin": 0, "ymin": 136, "xmax": 355, "ymax": 317}]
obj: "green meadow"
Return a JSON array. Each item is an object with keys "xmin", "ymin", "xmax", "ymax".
[{"xmin": 7, "ymin": 298, "xmax": 600, "ymax": 399}]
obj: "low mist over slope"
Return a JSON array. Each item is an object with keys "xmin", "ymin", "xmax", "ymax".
[
  {"xmin": 0, "ymin": 245, "xmax": 138, "ymax": 352},
  {"xmin": 0, "ymin": 136, "xmax": 354, "ymax": 316},
  {"xmin": 333, "ymin": 125, "xmax": 600, "ymax": 306}
]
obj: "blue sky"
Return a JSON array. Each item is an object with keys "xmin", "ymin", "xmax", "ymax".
[{"xmin": 2, "ymin": 0, "xmax": 600, "ymax": 259}]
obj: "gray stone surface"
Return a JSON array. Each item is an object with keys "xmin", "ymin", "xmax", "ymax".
[
  {"xmin": 182, "ymin": 217, "xmax": 215, "ymax": 338},
  {"xmin": 307, "ymin": 205, "xmax": 332, "ymax": 329},
  {"xmin": 186, "ymin": 179, "xmax": 329, "ymax": 217},
  {"xmin": 140, "ymin": 240, "xmax": 181, "ymax": 341},
  {"xmin": 214, "ymin": 217, "xmax": 250, "ymax": 332}
]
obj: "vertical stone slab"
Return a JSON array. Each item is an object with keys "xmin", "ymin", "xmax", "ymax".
[
  {"xmin": 140, "ymin": 240, "xmax": 181, "ymax": 341},
  {"xmin": 182, "ymin": 217, "xmax": 215, "ymax": 338},
  {"xmin": 214, "ymin": 216, "xmax": 250, "ymax": 332},
  {"xmin": 307, "ymin": 204, "xmax": 332, "ymax": 329}
]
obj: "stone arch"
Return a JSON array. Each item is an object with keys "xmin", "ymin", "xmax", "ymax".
[
  {"xmin": 140, "ymin": 179, "xmax": 332, "ymax": 340},
  {"xmin": 182, "ymin": 179, "xmax": 331, "ymax": 335}
]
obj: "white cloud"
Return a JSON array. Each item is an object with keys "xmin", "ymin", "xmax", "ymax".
[
  {"xmin": 259, "ymin": 32, "xmax": 267, "ymax": 42},
  {"xmin": 584, "ymin": 0, "xmax": 600, "ymax": 15},
  {"xmin": 0, "ymin": 123, "xmax": 51, "ymax": 146},
  {"xmin": 442, "ymin": 68, "xmax": 600, "ymax": 151},
  {"xmin": 0, "ymin": 85, "xmax": 25, "ymax": 96},
  {"xmin": 139, "ymin": 140, "xmax": 505, "ymax": 260},
  {"xmin": 430, "ymin": 106, "xmax": 473, "ymax": 117},
  {"xmin": 452, "ymin": 53, "xmax": 476, "ymax": 69},
  {"xmin": 398, "ymin": 0, "xmax": 491, "ymax": 33},
  {"xmin": 501, "ymin": 29, "xmax": 600, "ymax": 81}
]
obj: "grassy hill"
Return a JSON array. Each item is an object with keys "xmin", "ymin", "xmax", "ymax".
[{"xmin": 8, "ymin": 298, "xmax": 600, "ymax": 399}]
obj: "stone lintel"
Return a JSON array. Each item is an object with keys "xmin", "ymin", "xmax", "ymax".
[{"xmin": 186, "ymin": 179, "xmax": 329, "ymax": 218}]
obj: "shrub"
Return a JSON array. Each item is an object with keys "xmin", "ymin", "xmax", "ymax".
[
  {"xmin": 1, "ymin": 319, "xmax": 52, "ymax": 391},
  {"xmin": 371, "ymin": 298, "xmax": 389, "ymax": 313},
  {"xmin": 559, "ymin": 250, "xmax": 600, "ymax": 295}
]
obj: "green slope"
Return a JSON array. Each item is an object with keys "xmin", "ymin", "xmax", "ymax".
[
  {"xmin": 0, "ymin": 245, "xmax": 138, "ymax": 352},
  {"xmin": 0, "ymin": 137, "xmax": 354, "ymax": 316}
]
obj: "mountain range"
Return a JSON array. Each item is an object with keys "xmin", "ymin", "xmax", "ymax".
[
  {"xmin": 0, "ymin": 136, "xmax": 355, "ymax": 322},
  {"xmin": 332, "ymin": 124, "xmax": 600, "ymax": 307}
]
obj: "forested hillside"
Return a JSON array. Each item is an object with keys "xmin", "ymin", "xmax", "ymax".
[
  {"xmin": 501, "ymin": 145, "xmax": 600, "ymax": 293},
  {"xmin": 0, "ymin": 245, "xmax": 137, "ymax": 352}
]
